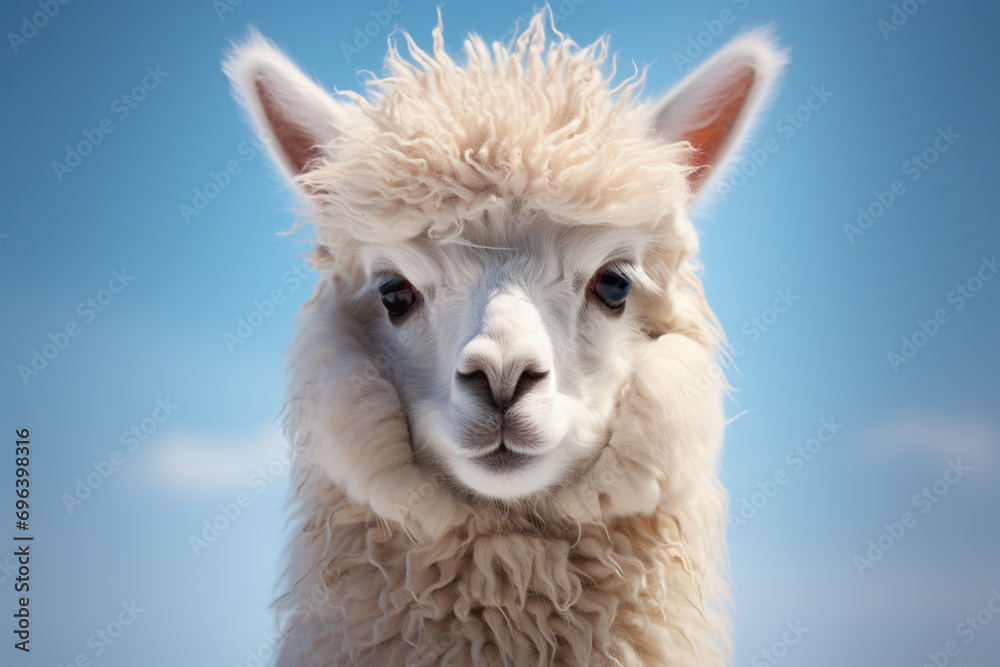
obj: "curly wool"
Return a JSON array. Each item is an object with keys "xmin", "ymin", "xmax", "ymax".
[
  {"xmin": 278, "ymin": 480, "xmax": 727, "ymax": 666},
  {"xmin": 299, "ymin": 11, "xmax": 694, "ymax": 275}
]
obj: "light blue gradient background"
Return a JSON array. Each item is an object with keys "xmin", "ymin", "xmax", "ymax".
[{"xmin": 2, "ymin": 1, "xmax": 998, "ymax": 665}]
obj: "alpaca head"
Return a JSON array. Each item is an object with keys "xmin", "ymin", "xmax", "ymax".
[{"xmin": 225, "ymin": 14, "xmax": 785, "ymax": 508}]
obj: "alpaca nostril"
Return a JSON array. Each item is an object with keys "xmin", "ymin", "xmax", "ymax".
[
  {"xmin": 456, "ymin": 369, "xmax": 492, "ymax": 402},
  {"xmin": 510, "ymin": 368, "xmax": 549, "ymax": 406},
  {"xmin": 456, "ymin": 369, "xmax": 488, "ymax": 383}
]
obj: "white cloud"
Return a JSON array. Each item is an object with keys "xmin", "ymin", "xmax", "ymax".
[
  {"xmin": 133, "ymin": 426, "xmax": 290, "ymax": 495},
  {"xmin": 855, "ymin": 411, "xmax": 1000, "ymax": 476}
]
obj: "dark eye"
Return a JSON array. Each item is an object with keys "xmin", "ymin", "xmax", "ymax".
[
  {"xmin": 589, "ymin": 266, "xmax": 632, "ymax": 311},
  {"xmin": 378, "ymin": 276, "xmax": 419, "ymax": 320}
]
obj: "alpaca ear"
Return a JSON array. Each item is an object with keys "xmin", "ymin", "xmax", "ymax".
[
  {"xmin": 651, "ymin": 30, "xmax": 787, "ymax": 194},
  {"xmin": 224, "ymin": 31, "xmax": 343, "ymax": 189}
]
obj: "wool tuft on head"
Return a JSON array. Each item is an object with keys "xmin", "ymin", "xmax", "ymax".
[{"xmin": 225, "ymin": 8, "xmax": 785, "ymax": 665}]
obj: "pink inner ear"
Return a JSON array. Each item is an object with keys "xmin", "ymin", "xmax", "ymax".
[
  {"xmin": 687, "ymin": 68, "xmax": 755, "ymax": 191},
  {"xmin": 256, "ymin": 78, "xmax": 321, "ymax": 175}
]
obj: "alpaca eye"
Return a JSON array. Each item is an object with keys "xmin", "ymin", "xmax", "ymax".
[
  {"xmin": 589, "ymin": 267, "xmax": 632, "ymax": 311},
  {"xmin": 378, "ymin": 277, "xmax": 419, "ymax": 320}
]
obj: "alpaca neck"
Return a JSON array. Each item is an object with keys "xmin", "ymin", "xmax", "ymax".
[{"xmin": 281, "ymin": 479, "xmax": 727, "ymax": 666}]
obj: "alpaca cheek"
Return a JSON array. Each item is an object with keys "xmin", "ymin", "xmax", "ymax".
[
  {"xmin": 643, "ymin": 335, "xmax": 725, "ymax": 501},
  {"xmin": 570, "ymin": 334, "xmax": 724, "ymax": 517}
]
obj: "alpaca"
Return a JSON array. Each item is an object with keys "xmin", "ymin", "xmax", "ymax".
[{"xmin": 225, "ymin": 11, "xmax": 785, "ymax": 666}]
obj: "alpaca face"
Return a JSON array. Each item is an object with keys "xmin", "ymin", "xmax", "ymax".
[
  {"xmin": 359, "ymin": 218, "xmax": 656, "ymax": 499},
  {"xmin": 225, "ymin": 17, "xmax": 785, "ymax": 511}
]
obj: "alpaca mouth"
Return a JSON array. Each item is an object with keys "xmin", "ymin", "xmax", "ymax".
[{"xmin": 472, "ymin": 442, "xmax": 535, "ymax": 472}]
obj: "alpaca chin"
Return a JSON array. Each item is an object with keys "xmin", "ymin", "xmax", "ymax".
[{"xmin": 449, "ymin": 448, "xmax": 563, "ymax": 500}]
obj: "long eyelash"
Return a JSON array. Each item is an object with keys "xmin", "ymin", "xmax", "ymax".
[
  {"xmin": 603, "ymin": 259, "xmax": 657, "ymax": 293},
  {"xmin": 378, "ymin": 275, "xmax": 408, "ymax": 293},
  {"xmin": 352, "ymin": 272, "xmax": 401, "ymax": 303}
]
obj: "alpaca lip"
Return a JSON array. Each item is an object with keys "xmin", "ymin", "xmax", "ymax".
[{"xmin": 471, "ymin": 443, "xmax": 535, "ymax": 472}]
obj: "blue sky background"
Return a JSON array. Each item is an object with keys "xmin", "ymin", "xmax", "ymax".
[{"xmin": 2, "ymin": 0, "xmax": 998, "ymax": 665}]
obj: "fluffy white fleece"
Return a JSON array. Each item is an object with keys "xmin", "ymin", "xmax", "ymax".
[{"xmin": 225, "ymin": 9, "xmax": 785, "ymax": 666}]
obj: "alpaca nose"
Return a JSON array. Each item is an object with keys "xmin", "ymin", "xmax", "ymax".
[
  {"xmin": 454, "ymin": 289, "xmax": 554, "ymax": 410},
  {"xmin": 455, "ymin": 364, "xmax": 550, "ymax": 411}
]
